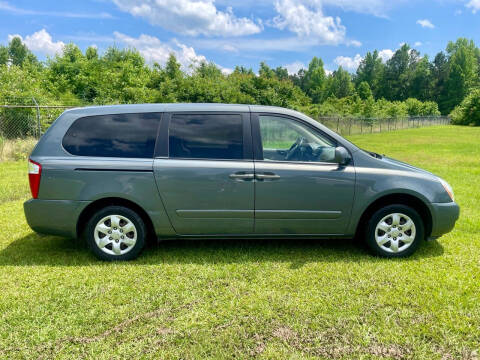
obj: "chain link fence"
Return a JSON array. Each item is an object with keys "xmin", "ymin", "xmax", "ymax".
[
  {"xmin": 0, "ymin": 99, "xmax": 74, "ymax": 161},
  {"xmin": 318, "ymin": 116, "xmax": 451, "ymax": 136},
  {"xmin": 0, "ymin": 100, "xmax": 451, "ymax": 161}
]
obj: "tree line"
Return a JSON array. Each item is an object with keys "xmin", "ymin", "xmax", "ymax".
[{"xmin": 1, "ymin": 36, "xmax": 480, "ymax": 122}]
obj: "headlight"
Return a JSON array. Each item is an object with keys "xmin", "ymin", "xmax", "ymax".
[{"xmin": 438, "ymin": 178, "xmax": 454, "ymax": 202}]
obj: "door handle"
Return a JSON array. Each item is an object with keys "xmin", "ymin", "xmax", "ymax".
[
  {"xmin": 255, "ymin": 172, "xmax": 280, "ymax": 180},
  {"xmin": 229, "ymin": 172, "xmax": 255, "ymax": 181}
]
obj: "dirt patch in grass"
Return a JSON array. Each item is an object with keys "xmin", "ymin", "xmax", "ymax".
[{"xmin": 0, "ymin": 302, "xmax": 195, "ymax": 358}]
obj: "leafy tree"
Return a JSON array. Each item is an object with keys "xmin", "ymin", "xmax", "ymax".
[
  {"xmin": 195, "ymin": 61, "xmax": 223, "ymax": 78},
  {"xmin": 431, "ymin": 52, "xmax": 449, "ymax": 112},
  {"xmin": 357, "ymin": 81, "xmax": 373, "ymax": 100},
  {"xmin": 233, "ymin": 66, "xmax": 254, "ymax": 75},
  {"xmin": 274, "ymin": 66, "xmax": 289, "ymax": 80},
  {"xmin": 46, "ymin": 44, "xmax": 90, "ymax": 102},
  {"xmin": 0, "ymin": 35, "xmax": 477, "ymax": 126},
  {"xmin": 0, "ymin": 63, "xmax": 54, "ymax": 137},
  {"xmin": 0, "ymin": 46, "xmax": 8, "ymax": 65},
  {"xmin": 408, "ymin": 56, "xmax": 432, "ymax": 101},
  {"xmin": 405, "ymin": 98, "xmax": 424, "ymax": 116},
  {"xmin": 381, "ymin": 44, "xmax": 415, "ymax": 101},
  {"xmin": 450, "ymin": 88, "xmax": 480, "ymax": 125},
  {"xmin": 362, "ymin": 96, "xmax": 376, "ymax": 118},
  {"xmin": 290, "ymin": 68, "xmax": 306, "ymax": 90},
  {"xmin": 8, "ymin": 37, "xmax": 38, "ymax": 66},
  {"xmin": 258, "ymin": 62, "xmax": 275, "ymax": 78},
  {"xmin": 442, "ymin": 38, "xmax": 479, "ymax": 113},
  {"xmin": 85, "ymin": 46, "xmax": 98, "ymax": 60},
  {"xmin": 302, "ymin": 57, "xmax": 327, "ymax": 103},
  {"xmin": 355, "ymin": 50, "xmax": 384, "ymax": 97},
  {"xmin": 164, "ymin": 54, "xmax": 182, "ymax": 80},
  {"xmin": 8, "ymin": 37, "xmax": 28, "ymax": 66},
  {"xmin": 421, "ymin": 101, "xmax": 440, "ymax": 116},
  {"xmin": 325, "ymin": 67, "xmax": 354, "ymax": 99}
]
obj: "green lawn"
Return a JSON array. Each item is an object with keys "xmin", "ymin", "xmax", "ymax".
[{"xmin": 0, "ymin": 125, "xmax": 479, "ymax": 359}]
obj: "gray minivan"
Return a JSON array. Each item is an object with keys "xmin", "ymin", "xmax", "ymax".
[{"xmin": 24, "ymin": 104, "xmax": 459, "ymax": 260}]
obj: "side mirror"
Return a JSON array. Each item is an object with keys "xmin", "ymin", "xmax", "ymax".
[{"xmin": 334, "ymin": 146, "xmax": 350, "ymax": 165}]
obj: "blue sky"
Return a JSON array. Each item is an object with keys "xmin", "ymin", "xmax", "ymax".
[{"xmin": 1, "ymin": 0, "xmax": 480, "ymax": 74}]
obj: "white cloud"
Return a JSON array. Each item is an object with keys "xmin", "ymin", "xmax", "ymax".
[
  {"xmin": 218, "ymin": 0, "xmax": 398, "ymax": 18},
  {"xmin": 284, "ymin": 61, "xmax": 306, "ymax": 74},
  {"xmin": 271, "ymin": 0, "xmax": 347, "ymax": 45},
  {"xmin": 416, "ymin": 19, "xmax": 435, "ymax": 28},
  {"xmin": 378, "ymin": 49, "xmax": 394, "ymax": 62},
  {"xmin": 113, "ymin": 32, "xmax": 231, "ymax": 75},
  {"xmin": 194, "ymin": 34, "xmax": 358, "ymax": 55},
  {"xmin": 0, "ymin": 1, "xmax": 112, "ymax": 19},
  {"xmin": 8, "ymin": 29, "xmax": 65, "ymax": 56},
  {"xmin": 114, "ymin": 32, "xmax": 207, "ymax": 70},
  {"xmin": 321, "ymin": 0, "xmax": 394, "ymax": 17},
  {"xmin": 111, "ymin": 0, "xmax": 261, "ymax": 37},
  {"xmin": 333, "ymin": 47, "xmax": 395, "ymax": 72},
  {"xmin": 220, "ymin": 67, "xmax": 233, "ymax": 75},
  {"xmin": 414, "ymin": 41, "xmax": 422, "ymax": 47},
  {"xmin": 334, "ymin": 54, "xmax": 362, "ymax": 70},
  {"xmin": 347, "ymin": 39, "xmax": 362, "ymax": 47},
  {"xmin": 466, "ymin": 0, "xmax": 480, "ymax": 13},
  {"xmin": 221, "ymin": 44, "xmax": 238, "ymax": 52},
  {"xmin": 193, "ymin": 36, "xmax": 318, "ymax": 53}
]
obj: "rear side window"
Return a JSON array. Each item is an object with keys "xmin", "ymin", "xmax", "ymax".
[
  {"xmin": 63, "ymin": 113, "xmax": 160, "ymax": 158},
  {"xmin": 169, "ymin": 114, "xmax": 243, "ymax": 160}
]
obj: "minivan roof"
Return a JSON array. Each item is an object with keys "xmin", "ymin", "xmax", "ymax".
[{"xmin": 64, "ymin": 103, "xmax": 303, "ymax": 116}]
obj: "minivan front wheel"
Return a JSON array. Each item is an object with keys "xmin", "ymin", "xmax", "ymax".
[
  {"xmin": 365, "ymin": 204, "xmax": 424, "ymax": 257},
  {"xmin": 86, "ymin": 206, "xmax": 146, "ymax": 261}
]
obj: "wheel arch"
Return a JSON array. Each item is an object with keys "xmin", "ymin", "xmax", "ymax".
[
  {"xmin": 77, "ymin": 197, "xmax": 156, "ymax": 241},
  {"xmin": 354, "ymin": 193, "xmax": 433, "ymax": 240}
]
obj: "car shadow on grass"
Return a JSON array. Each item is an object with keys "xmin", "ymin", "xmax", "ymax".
[{"xmin": 0, "ymin": 232, "xmax": 444, "ymax": 267}]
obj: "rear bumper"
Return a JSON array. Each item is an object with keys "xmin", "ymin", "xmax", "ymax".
[
  {"xmin": 429, "ymin": 201, "xmax": 460, "ymax": 238},
  {"xmin": 24, "ymin": 199, "xmax": 90, "ymax": 238}
]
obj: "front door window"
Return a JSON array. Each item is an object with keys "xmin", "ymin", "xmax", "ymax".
[{"xmin": 258, "ymin": 115, "xmax": 337, "ymax": 163}]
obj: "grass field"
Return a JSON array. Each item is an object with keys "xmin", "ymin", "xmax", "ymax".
[{"xmin": 0, "ymin": 125, "xmax": 479, "ymax": 359}]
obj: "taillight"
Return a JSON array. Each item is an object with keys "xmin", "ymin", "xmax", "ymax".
[{"xmin": 28, "ymin": 159, "xmax": 42, "ymax": 199}]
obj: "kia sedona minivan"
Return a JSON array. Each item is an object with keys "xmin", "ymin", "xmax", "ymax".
[{"xmin": 24, "ymin": 104, "xmax": 459, "ymax": 260}]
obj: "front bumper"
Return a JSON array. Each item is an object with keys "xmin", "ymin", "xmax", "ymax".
[
  {"xmin": 429, "ymin": 201, "xmax": 460, "ymax": 238},
  {"xmin": 24, "ymin": 199, "xmax": 90, "ymax": 238}
]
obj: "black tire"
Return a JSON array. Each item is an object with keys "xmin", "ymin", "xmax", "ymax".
[
  {"xmin": 85, "ymin": 205, "xmax": 146, "ymax": 261},
  {"xmin": 365, "ymin": 204, "xmax": 424, "ymax": 258}
]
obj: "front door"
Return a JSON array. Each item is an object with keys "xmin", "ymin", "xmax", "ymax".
[
  {"xmin": 252, "ymin": 114, "xmax": 356, "ymax": 235},
  {"xmin": 153, "ymin": 112, "xmax": 254, "ymax": 235}
]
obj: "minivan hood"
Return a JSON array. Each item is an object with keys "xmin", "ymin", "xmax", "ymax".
[{"xmin": 380, "ymin": 155, "xmax": 437, "ymax": 178}]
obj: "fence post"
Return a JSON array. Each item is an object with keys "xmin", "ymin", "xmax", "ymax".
[{"xmin": 32, "ymin": 97, "xmax": 41, "ymax": 139}]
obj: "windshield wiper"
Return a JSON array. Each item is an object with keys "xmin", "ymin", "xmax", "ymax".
[{"xmin": 364, "ymin": 150, "xmax": 383, "ymax": 159}]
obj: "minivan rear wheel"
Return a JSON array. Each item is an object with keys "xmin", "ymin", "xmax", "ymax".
[
  {"xmin": 365, "ymin": 204, "xmax": 424, "ymax": 258},
  {"xmin": 86, "ymin": 206, "xmax": 146, "ymax": 261}
]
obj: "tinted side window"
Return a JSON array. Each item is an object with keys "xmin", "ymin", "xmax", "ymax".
[
  {"xmin": 169, "ymin": 114, "xmax": 243, "ymax": 160},
  {"xmin": 63, "ymin": 113, "xmax": 160, "ymax": 158}
]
